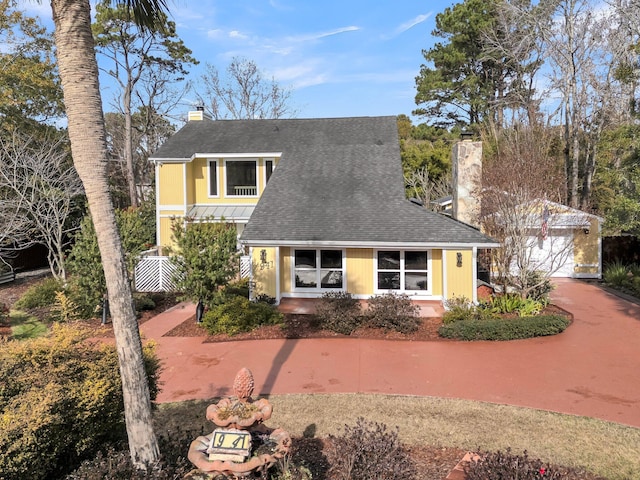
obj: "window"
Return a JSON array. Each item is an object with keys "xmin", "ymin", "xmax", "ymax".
[
  {"xmin": 226, "ymin": 160, "xmax": 257, "ymax": 196},
  {"xmin": 294, "ymin": 249, "xmax": 344, "ymax": 290},
  {"xmin": 376, "ymin": 250, "xmax": 429, "ymax": 292},
  {"xmin": 208, "ymin": 160, "xmax": 218, "ymax": 196},
  {"xmin": 265, "ymin": 159, "xmax": 274, "ymax": 184}
]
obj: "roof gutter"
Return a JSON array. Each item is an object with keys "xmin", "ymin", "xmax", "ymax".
[{"xmin": 239, "ymin": 239, "xmax": 501, "ymax": 249}]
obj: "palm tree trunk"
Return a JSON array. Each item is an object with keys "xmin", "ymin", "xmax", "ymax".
[{"xmin": 50, "ymin": 0, "xmax": 159, "ymax": 468}]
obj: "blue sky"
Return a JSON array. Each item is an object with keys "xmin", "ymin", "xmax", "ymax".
[{"xmin": 18, "ymin": 0, "xmax": 456, "ymax": 121}]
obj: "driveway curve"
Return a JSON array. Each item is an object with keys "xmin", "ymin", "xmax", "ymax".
[{"xmin": 144, "ymin": 279, "xmax": 640, "ymax": 427}]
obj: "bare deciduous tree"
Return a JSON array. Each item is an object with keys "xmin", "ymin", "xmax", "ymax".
[
  {"xmin": 198, "ymin": 57, "xmax": 297, "ymax": 120},
  {"xmin": 404, "ymin": 168, "xmax": 452, "ymax": 212},
  {"xmin": 0, "ymin": 133, "xmax": 83, "ymax": 279},
  {"xmin": 480, "ymin": 127, "xmax": 588, "ymax": 297}
]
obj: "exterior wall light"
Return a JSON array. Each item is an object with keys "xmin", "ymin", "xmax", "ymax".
[{"xmin": 456, "ymin": 252, "xmax": 463, "ymax": 267}]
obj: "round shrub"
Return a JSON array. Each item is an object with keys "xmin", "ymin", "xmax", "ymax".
[
  {"xmin": 366, "ymin": 292, "xmax": 422, "ymax": 334},
  {"xmin": 133, "ymin": 292, "xmax": 157, "ymax": 312},
  {"xmin": 0, "ymin": 324, "xmax": 160, "ymax": 480},
  {"xmin": 14, "ymin": 276, "xmax": 63, "ymax": 310},
  {"xmin": 201, "ymin": 295, "xmax": 283, "ymax": 336},
  {"xmin": 438, "ymin": 314, "xmax": 571, "ymax": 341},
  {"xmin": 315, "ymin": 291, "xmax": 363, "ymax": 335},
  {"xmin": 327, "ymin": 417, "xmax": 417, "ymax": 480}
]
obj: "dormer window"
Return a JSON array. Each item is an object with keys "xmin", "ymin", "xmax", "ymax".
[{"xmin": 226, "ymin": 159, "xmax": 258, "ymax": 197}]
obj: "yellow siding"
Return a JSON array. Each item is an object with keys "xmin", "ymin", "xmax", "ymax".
[
  {"xmin": 158, "ymin": 164, "xmax": 184, "ymax": 205},
  {"xmin": 158, "ymin": 217, "xmax": 178, "ymax": 250},
  {"xmin": 190, "ymin": 158, "xmax": 208, "ymax": 204},
  {"xmin": 431, "ymin": 250, "xmax": 443, "ymax": 296},
  {"xmin": 281, "ymin": 247, "xmax": 291, "ymax": 293},
  {"xmin": 346, "ymin": 248, "xmax": 374, "ymax": 295},
  {"xmin": 573, "ymin": 219, "xmax": 600, "ymax": 276},
  {"xmin": 251, "ymin": 247, "xmax": 277, "ymax": 297},
  {"xmin": 445, "ymin": 250, "xmax": 473, "ymax": 300}
]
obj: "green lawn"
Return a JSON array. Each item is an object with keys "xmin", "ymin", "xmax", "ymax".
[{"xmin": 9, "ymin": 310, "xmax": 48, "ymax": 340}]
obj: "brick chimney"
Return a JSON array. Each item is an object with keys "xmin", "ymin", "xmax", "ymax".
[{"xmin": 452, "ymin": 133, "xmax": 482, "ymax": 227}]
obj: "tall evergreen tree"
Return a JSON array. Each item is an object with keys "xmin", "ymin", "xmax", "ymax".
[{"xmin": 93, "ymin": 1, "xmax": 197, "ymax": 207}]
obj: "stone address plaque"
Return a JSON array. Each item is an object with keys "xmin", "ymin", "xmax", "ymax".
[{"xmin": 207, "ymin": 428, "xmax": 252, "ymax": 462}]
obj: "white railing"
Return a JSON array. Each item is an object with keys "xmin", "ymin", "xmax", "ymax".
[
  {"xmin": 134, "ymin": 256, "xmax": 179, "ymax": 292},
  {"xmin": 233, "ymin": 185, "xmax": 257, "ymax": 196}
]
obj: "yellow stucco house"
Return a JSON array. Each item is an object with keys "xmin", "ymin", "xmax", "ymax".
[{"xmin": 149, "ymin": 113, "xmax": 499, "ymax": 303}]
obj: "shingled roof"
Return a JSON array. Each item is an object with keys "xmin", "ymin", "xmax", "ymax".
[{"xmin": 151, "ymin": 116, "xmax": 497, "ymax": 247}]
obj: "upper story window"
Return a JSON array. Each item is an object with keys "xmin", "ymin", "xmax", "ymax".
[
  {"xmin": 265, "ymin": 159, "xmax": 274, "ymax": 184},
  {"xmin": 226, "ymin": 159, "xmax": 258, "ymax": 197},
  {"xmin": 208, "ymin": 160, "xmax": 218, "ymax": 197}
]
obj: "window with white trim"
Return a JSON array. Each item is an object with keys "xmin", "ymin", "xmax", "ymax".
[
  {"xmin": 208, "ymin": 160, "xmax": 218, "ymax": 196},
  {"xmin": 376, "ymin": 250, "xmax": 430, "ymax": 292},
  {"xmin": 265, "ymin": 159, "xmax": 274, "ymax": 184},
  {"xmin": 294, "ymin": 249, "xmax": 344, "ymax": 290},
  {"xmin": 226, "ymin": 159, "xmax": 258, "ymax": 196}
]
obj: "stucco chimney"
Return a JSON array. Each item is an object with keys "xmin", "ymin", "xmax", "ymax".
[
  {"xmin": 452, "ymin": 134, "xmax": 482, "ymax": 227},
  {"xmin": 187, "ymin": 105, "xmax": 208, "ymax": 121}
]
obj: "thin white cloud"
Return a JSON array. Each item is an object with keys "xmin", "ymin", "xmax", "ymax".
[
  {"xmin": 207, "ymin": 29, "xmax": 225, "ymax": 40},
  {"xmin": 288, "ymin": 26, "xmax": 360, "ymax": 43},
  {"xmin": 229, "ymin": 30, "xmax": 249, "ymax": 40},
  {"xmin": 397, "ymin": 13, "xmax": 432, "ymax": 34},
  {"xmin": 269, "ymin": 0, "xmax": 293, "ymax": 11},
  {"xmin": 383, "ymin": 13, "xmax": 432, "ymax": 39}
]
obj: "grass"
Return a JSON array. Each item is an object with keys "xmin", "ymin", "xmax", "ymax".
[
  {"xmin": 9, "ymin": 309, "xmax": 48, "ymax": 340},
  {"xmin": 155, "ymin": 394, "xmax": 640, "ymax": 480}
]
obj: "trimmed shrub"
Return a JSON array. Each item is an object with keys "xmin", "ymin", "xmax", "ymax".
[
  {"xmin": 327, "ymin": 417, "xmax": 417, "ymax": 480},
  {"xmin": 14, "ymin": 276, "xmax": 63, "ymax": 310},
  {"xmin": 224, "ymin": 277, "xmax": 250, "ymax": 299},
  {"xmin": 465, "ymin": 448, "xmax": 563, "ymax": 480},
  {"xmin": 315, "ymin": 291, "xmax": 363, "ymax": 335},
  {"xmin": 366, "ymin": 292, "xmax": 421, "ymax": 334},
  {"xmin": 0, "ymin": 324, "xmax": 160, "ymax": 480},
  {"xmin": 133, "ymin": 292, "xmax": 157, "ymax": 312},
  {"xmin": 438, "ymin": 314, "xmax": 570, "ymax": 341},
  {"xmin": 201, "ymin": 295, "xmax": 283, "ymax": 336}
]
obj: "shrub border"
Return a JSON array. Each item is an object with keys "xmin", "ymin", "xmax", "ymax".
[{"xmin": 438, "ymin": 311, "xmax": 572, "ymax": 341}]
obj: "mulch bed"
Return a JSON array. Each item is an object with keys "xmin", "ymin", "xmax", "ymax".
[{"xmin": 162, "ymin": 303, "xmax": 571, "ymax": 343}]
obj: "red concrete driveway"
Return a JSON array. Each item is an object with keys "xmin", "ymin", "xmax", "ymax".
[{"xmin": 142, "ymin": 279, "xmax": 640, "ymax": 428}]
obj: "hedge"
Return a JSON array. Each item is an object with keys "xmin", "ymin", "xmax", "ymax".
[{"xmin": 438, "ymin": 314, "xmax": 571, "ymax": 341}]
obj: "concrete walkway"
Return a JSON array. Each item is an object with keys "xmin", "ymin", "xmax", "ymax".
[{"xmin": 141, "ymin": 279, "xmax": 640, "ymax": 428}]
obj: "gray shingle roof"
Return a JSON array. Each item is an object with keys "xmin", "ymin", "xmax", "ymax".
[{"xmin": 151, "ymin": 116, "xmax": 497, "ymax": 247}]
